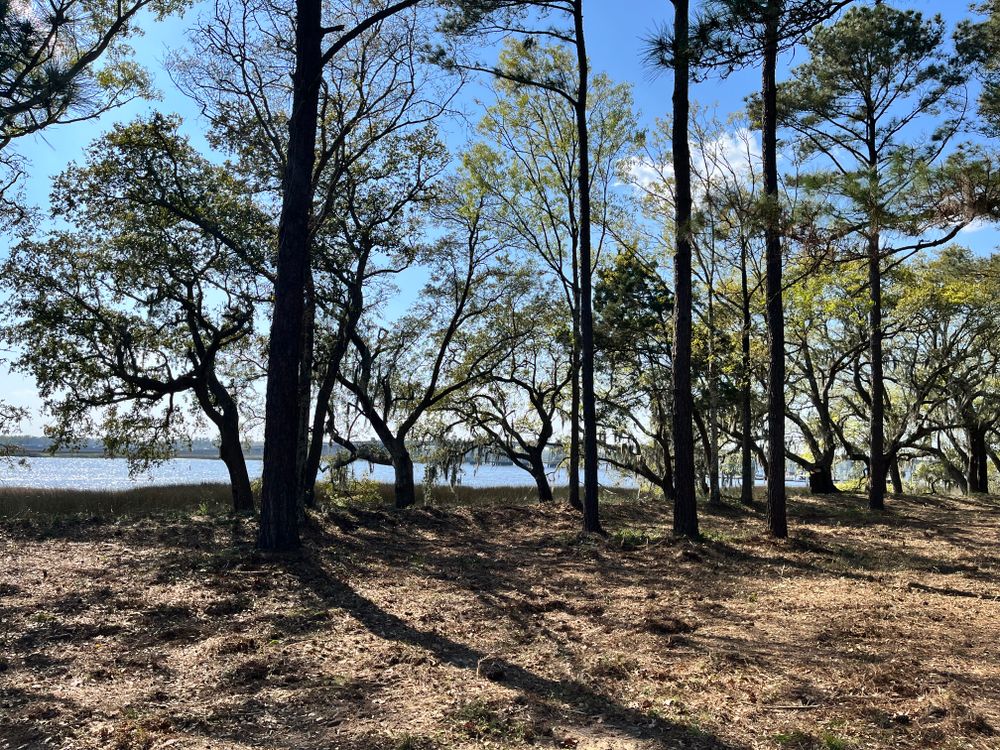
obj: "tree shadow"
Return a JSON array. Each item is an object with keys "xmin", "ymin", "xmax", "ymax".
[{"xmin": 282, "ymin": 534, "xmax": 746, "ymax": 750}]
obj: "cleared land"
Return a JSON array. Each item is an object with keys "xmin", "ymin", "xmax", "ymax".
[{"xmin": 1, "ymin": 489, "xmax": 998, "ymax": 750}]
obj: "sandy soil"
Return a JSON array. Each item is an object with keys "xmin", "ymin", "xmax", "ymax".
[{"xmin": 1, "ymin": 491, "xmax": 998, "ymax": 750}]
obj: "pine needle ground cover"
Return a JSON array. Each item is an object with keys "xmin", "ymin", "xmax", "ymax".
[{"xmin": 1, "ymin": 491, "xmax": 997, "ymax": 750}]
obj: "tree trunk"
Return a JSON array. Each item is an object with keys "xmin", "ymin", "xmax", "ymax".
[
  {"xmin": 707, "ymin": 286, "xmax": 721, "ymax": 507},
  {"xmin": 531, "ymin": 455, "xmax": 554, "ymax": 502},
  {"xmin": 967, "ymin": 426, "xmax": 989, "ymax": 493},
  {"xmin": 889, "ymin": 456, "xmax": 903, "ymax": 495},
  {"xmin": 573, "ymin": 0, "xmax": 601, "ymax": 534},
  {"xmin": 296, "ymin": 276, "xmax": 316, "ymax": 506},
  {"xmin": 568, "ymin": 339, "xmax": 582, "ymax": 510},
  {"xmin": 670, "ymin": 0, "xmax": 698, "ymax": 539},
  {"xmin": 303, "ymin": 331, "xmax": 350, "ymax": 507},
  {"xmin": 867, "ymin": 232, "xmax": 886, "ymax": 512},
  {"xmin": 303, "ymin": 367, "xmax": 334, "ymax": 508},
  {"xmin": 978, "ymin": 433, "xmax": 989, "ymax": 492},
  {"xmin": 258, "ymin": 0, "xmax": 322, "ymax": 551},
  {"xmin": 762, "ymin": 1, "xmax": 787, "ymax": 538},
  {"xmin": 220, "ymin": 416, "xmax": 255, "ymax": 514},
  {"xmin": 807, "ymin": 465, "xmax": 840, "ymax": 494},
  {"xmin": 740, "ymin": 243, "xmax": 754, "ymax": 506},
  {"xmin": 391, "ymin": 445, "xmax": 417, "ymax": 509}
]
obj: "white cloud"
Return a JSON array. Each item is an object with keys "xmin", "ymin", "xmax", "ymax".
[
  {"xmin": 959, "ymin": 218, "xmax": 994, "ymax": 235},
  {"xmin": 624, "ymin": 128, "xmax": 764, "ymax": 203}
]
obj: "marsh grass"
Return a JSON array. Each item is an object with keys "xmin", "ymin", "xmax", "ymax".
[
  {"xmin": 0, "ymin": 483, "xmax": 233, "ymax": 518},
  {"xmin": 319, "ymin": 480, "xmax": 640, "ymax": 509},
  {"xmin": 0, "ymin": 477, "xmax": 641, "ymax": 519}
]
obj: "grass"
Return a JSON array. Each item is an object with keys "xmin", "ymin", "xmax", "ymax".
[
  {"xmin": 610, "ymin": 525, "xmax": 664, "ymax": 549},
  {"xmin": 0, "ymin": 479, "xmax": 642, "ymax": 518},
  {"xmin": 0, "ymin": 483, "xmax": 233, "ymax": 518},
  {"xmin": 322, "ymin": 478, "xmax": 640, "ymax": 509}
]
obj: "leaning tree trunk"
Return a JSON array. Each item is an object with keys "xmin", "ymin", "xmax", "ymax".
[
  {"xmin": 303, "ymin": 364, "xmax": 335, "ymax": 508},
  {"xmin": 303, "ymin": 326, "xmax": 354, "ymax": 507},
  {"xmin": 573, "ymin": 0, "xmax": 601, "ymax": 534},
  {"xmin": 530, "ymin": 453, "xmax": 554, "ymax": 503},
  {"xmin": 762, "ymin": 0, "xmax": 787, "ymax": 538},
  {"xmin": 670, "ymin": 0, "xmax": 698, "ymax": 538},
  {"xmin": 219, "ymin": 415, "xmax": 255, "ymax": 514},
  {"xmin": 192, "ymin": 378, "xmax": 252, "ymax": 513},
  {"xmin": 258, "ymin": 0, "xmax": 323, "ymax": 551},
  {"xmin": 868, "ymin": 231, "xmax": 886, "ymax": 511}
]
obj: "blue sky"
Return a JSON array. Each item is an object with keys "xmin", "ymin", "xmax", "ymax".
[{"xmin": 2, "ymin": 0, "xmax": 995, "ymax": 432}]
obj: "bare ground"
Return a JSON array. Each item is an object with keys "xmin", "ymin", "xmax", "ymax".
[{"xmin": 1, "ymin": 491, "xmax": 998, "ymax": 750}]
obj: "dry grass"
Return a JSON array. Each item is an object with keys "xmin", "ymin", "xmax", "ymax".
[
  {"xmin": 1, "ymin": 489, "xmax": 998, "ymax": 750},
  {"xmin": 337, "ymin": 479, "xmax": 639, "ymax": 508},
  {"xmin": 0, "ymin": 483, "xmax": 233, "ymax": 518}
]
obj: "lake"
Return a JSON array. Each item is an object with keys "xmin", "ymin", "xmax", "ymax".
[{"xmin": 0, "ymin": 456, "xmax": 643, "ymax": 490}]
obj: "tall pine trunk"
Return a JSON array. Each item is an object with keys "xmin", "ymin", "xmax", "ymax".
[
  {"xmin": 762, "ymin": 1, "xmax": 787, "ymax": 538},
  {"xmin": 868, "ymin": 231, "xmax": 886, "ymax": 511},
  {"xmin": 568, "ymin": 335, "xmax": 583, "ymax": 510},
  {"xmin": 707, "ymin": 283, "xmax": 721, "ymax": 507},
  {"xmin": 740, "ymin": 243, "xmax": 754, "ymax": 506},
  {"xmin": 671, "ymin": 0, "xmax": 698, "ymax": 537},
  {"xmin": 573, "ymin": 0, "xmax": 601, "ymax": 534},
  {"xmin": 258, "ymin": 0, "xmax": 322, "ymax": 551}
]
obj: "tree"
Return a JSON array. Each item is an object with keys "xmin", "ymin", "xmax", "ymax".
[
  {"xmin": 595, "ymin": 246, "xmax": 678, "ymax": 506},
  {"xmin": 439, "ymin": 0, "xmax": 604, "ymax": 533},
  {"xmin": 667, "ymin": 0, "xmax": 698, "ymax": 536},
  {"xmin": 460, "ymin": 39, "xmax": 637, "ymax": 514},
  {"xmin": 302, "ymin": 125, "xmax": 446, "ymax": 505},
  {"xmin": 868, "ymin": 248, "xmax": 1000, "ymax": 495},
  {"xmin": 693, "ymin": 120, "xmax": 767, "ymax": 506},
  {"xmin": 645, "ymin": 0, "xmax": 709, "ymax": 534},
  {"xmin": 448, "ymin": 277, "xmax": 573, "ymax": 502},
  {"xmin": 777, "ymin": 4, "xmax": 995, "ymax": 510},
  {"xmin": 956, "ymin": 1, "xmax": 1000, "ymax": 133},
  {"xmin": 332, "ymin": 184, "xmax": 518, "ymax": 508},
  {"xmin": 176, "ymin": 0, "xmax": 452, "ymax": 512},
  {"xmin": 0, "ymin": 0, "xmax": 183, "ymax": 225},
  {"xmin": 685, "ymin": 116, "xmax": 769, "ymax": 507},
  {"xmin": 783, "ymin": 262, "xmax": 867, "ymax": 494},
  {"xmin": 652, "ymin": 0, "xmax": 853, "ymax": 537},
  {"xmin": 225, "ymin": 0, "xmax": 425, "ymax": 549},
  {"xmin": 0, "ymin": 117, "xmax": 267, "ymax": 512},
  {"xmin": 630, "ymin": 113, "xmax": 768, "ymax": 506}
]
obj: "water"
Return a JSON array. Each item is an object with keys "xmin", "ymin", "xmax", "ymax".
[{"xmin": 0, "ymin": 456, "xmax": 641, "ymax": 490}]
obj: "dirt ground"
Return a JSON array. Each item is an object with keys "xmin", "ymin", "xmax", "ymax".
[{"xmin": 1, "ymin": 491, "xmax": 998, "ymax": 750}]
